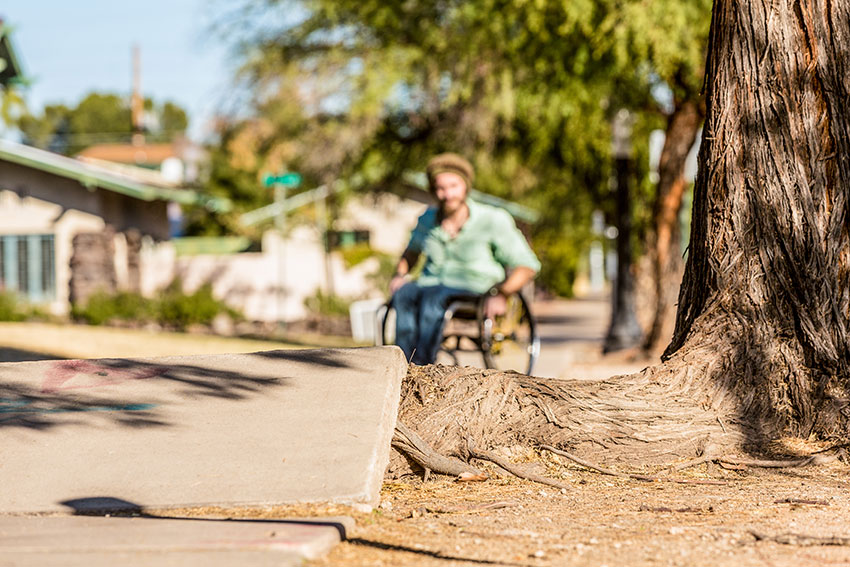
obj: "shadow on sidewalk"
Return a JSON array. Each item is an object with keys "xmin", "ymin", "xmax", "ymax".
[
  {"xmin": 59, "ymin": 496, "xmax": 350, "ymax": 540},
  {"xmin": 0, "ymin": 347, "xmax": 61, "ymax": 363}
]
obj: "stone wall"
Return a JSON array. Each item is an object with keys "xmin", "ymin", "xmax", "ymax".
[{"xmin": 69, "ymin": 230, "xmax": 117, "ymax": 306}]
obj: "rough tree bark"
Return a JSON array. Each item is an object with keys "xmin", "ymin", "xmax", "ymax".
[
  {"xmin": 663, "ymin": 0, "xmax": 850, "ymax": 437},
  {"xmin": 642, "ymin": 96, "xmax": 705, "ymax": 354},
  {"xmin": 391, "ymin": 0, "xmax": 850, "ymax": 477}
]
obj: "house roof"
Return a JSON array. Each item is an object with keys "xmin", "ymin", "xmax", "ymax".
[
  {"xmin": 75, "ymin": 156, "xmax": 182, "ymax": 187},
  {"xmin": 0, "ymin": 20, "xmax": 25, "ymax": 87},
  {"xmin": 0, "ymin": 139, "xmax": 231, "ymax": 212},
  {"xmin": 77, "ymin": 142, "xmax": 180, "ymax": 166}
]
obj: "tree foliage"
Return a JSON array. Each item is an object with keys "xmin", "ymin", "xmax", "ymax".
[
  {"xmin": 209, "ymin": 0, "xmax": 711, "ymax": 295},
  {"xmin": 0, "ymin": 84, "xmax": 26, "ymax": 128},
  {"xmin": 19, "ymin": 92, "xmax": 189, "ymax": 156}
]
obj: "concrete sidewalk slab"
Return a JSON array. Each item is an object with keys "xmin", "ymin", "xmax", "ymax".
[
  {"xmin": 0, "ymin": 515, "xmax": 353, "ymax": 567},
  {"xmin": 0, "ymin": 346, "xmax": 407, "ymax": 514}
]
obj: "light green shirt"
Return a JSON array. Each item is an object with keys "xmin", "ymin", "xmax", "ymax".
[{"xmin": 408, "ymin": 199, "xmax": 541, "ymax": 293}]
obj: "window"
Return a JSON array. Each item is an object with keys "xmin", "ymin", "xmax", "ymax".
[
  {"xmin": 41, "ymin": 236, "xmax": 55, "ymax": 294},
  {"xmin": 17, "ymin": 238, "xmax": 28, "ymax": 295},
  {"xmin": 328, "ymin": 229, "xmax": 370, "ymax": 249},
  {"xmin": 0, "ymin": 234, "xmax": 55, "ymax": 302}
]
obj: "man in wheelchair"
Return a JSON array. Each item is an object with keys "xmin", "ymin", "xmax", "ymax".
[{"xmin": 388, "ymin": 153, "xmax": 540, "ymax": 365}]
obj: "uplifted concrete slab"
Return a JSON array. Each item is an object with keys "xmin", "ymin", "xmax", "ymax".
[
  {"xmin": 0, "ymin": 346, "xmax": 407, "ymax": 514},
  {"xmin": 0, "ymin": 515, "xmax": 352, "ymax": 567}
]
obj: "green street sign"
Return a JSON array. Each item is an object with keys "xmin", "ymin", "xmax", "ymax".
[{"xmin": 263, "ymin": 172, "xmax": 302, "ymax": 188}]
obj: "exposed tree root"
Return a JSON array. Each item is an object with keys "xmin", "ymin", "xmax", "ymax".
[
  {"xmin": 467, "ymin": 440, "xmax": 570, "ymax": 490},
  {"xmin": 392, "ymin": 420, "xmax": 483, "ymax": 478},
  {"xmin": 540, "ymin": 445, "xmax": 726, "ymax": 486},
  {"xmin": 750, "ymin": 531, "xmax": 850, "ymax": 547},
  {"xmin": 387, "ymin": 338, "xmax": 847, "ymax": 488},
  {"xmin": 539, "ymin": 444, "xmax": 649, "ymax": 479},
  {"xmin": 387, "ymin": 354, "xmax": 744, "ymax": 482},
  {"xmin": 669, "ymin": 452, "xmax": 836, "ymax": 472}
]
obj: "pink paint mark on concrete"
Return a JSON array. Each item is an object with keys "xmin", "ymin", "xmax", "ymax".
[{"xmin": 41, "ymin": 360, "xmax": 166, "ymax": 393}]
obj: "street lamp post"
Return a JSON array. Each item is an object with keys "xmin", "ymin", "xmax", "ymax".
[{"xmin": 603, "ymin": 109, "xmax": 643, "ymax": 353}]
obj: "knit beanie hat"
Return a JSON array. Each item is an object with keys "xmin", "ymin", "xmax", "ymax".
[{"xmin": 426, "ymin": 153, "xmax": 474, "ymax": 192}]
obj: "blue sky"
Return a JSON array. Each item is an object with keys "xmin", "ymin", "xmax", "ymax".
[{"xmin": 2, "ymin": 1, "xmax": 238, "ymax": 140}]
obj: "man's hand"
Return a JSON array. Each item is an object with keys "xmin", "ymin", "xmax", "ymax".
[
  {"xmin": 484, "ymin": 292, "xmax": 507, "ymax": 319},
  {"xmin": 483, "ymin": 267, "xmax": 536, "ymax": 318},
  {"xmin": 390, "ymin": 249, "xmax": 419, "ymax": 295},
  {"xmin": 389, "ymin": 274, "xmax": 409, "ymax": 295}
]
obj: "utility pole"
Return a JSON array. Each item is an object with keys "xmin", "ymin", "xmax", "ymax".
[{"xmin": 131, "ymin": 44, "xmax": 144, "ymax": 144}]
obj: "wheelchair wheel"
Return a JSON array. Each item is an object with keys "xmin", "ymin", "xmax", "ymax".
[
  {"xmin": 377, "ymin": 303, "xmax": 395, "ymax": 346},
  {"xmin": 479, "ymin": 293, "xmax": 539, "ymax": 375}
]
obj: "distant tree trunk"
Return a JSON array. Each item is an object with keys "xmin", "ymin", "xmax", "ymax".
[
  {"xmin": 642, "ymin": 97, "xmax": 704, "ymax": 354},
  {"xmin": 391, "ymin": 0, "xmax": 850, "ymax": 475}
]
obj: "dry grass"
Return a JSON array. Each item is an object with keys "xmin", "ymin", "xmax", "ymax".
[{"xmin": 0, "ymin": 321, "xmax": 357, "ymax": 362}]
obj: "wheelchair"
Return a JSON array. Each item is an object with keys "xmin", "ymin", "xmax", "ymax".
[{"xmin": 376, "ymin": 291, "xmax": 540, "ymax": 375}]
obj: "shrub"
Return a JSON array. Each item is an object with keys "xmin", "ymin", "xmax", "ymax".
[
  {"xmin": 304, "ymin": 290, "xmax": 352, "ymax": 318},
  {"xmin": 72, "ymin": 283, "xmax": 239, "ymax": 330},
  {"xmin": 72, "ymin": 291, "xmax": 155, "ymax": 325},
  {"xmin": 0, "ymin": 290, "xmax": 27, "ymax": 322},
  {"xmin": 156, "ymin": 283, "xmax": 228, "ymax": 330}
]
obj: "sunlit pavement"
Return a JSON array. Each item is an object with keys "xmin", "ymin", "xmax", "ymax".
[
  {"xmin": 433, "ymin": 295, "xmax": 652, "ymax": 380},
  {"xmin": 531, "ymin": 296, "xmax": 652, "ymax": 380}
]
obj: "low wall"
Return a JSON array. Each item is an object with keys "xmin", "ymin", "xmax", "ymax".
[{"xmin": 142, "ymin": 227, "xmax": 382, "ymax": 323}]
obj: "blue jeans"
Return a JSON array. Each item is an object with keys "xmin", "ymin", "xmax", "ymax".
[{"xmin": 392, "ymin": 282, "xmax": 478, "ymax": 365}]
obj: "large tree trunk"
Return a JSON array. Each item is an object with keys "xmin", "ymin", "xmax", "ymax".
[
  {"xmin": 664, "ymin": 0, "xmax": 850, "ymax": 438},
  {"xmin": 642, "ymin": 97, "xmax": 704, "ymax": 354},
  {"xmin": 392, "ymin": 0, "xmax": 850, "ymax": 475}
]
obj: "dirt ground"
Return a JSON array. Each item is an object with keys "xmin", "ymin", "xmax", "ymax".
[{"xmin": 160, "ymin": 454, "xmax": 848, "ymax": 567}]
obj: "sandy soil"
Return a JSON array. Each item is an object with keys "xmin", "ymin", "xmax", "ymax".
[{"xmin": 163, "ymin": 455, "xmax": 848, "ymax": 567}]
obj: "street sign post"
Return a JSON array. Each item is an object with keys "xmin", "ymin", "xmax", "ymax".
[
  {"xmin": 262, "ymin": 172, "xmax": 301, "ymax": 326},
  {"xmin": 263, "ymin": 172, "xmax": 302, "ymax": 188}
]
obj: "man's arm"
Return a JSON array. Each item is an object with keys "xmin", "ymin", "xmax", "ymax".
[
  {"xmin": 389, "ymin": 247, "xmax": 421, "ymax": 294},
  {"xmin": 492, "ymin": 266, "xmax": 536, "ymax": 296},
  {"xmin": 484, "ymin": 266, "xmax": 536, "ymax": 318}
]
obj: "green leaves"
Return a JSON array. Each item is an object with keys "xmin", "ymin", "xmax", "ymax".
[{"xmin": 210, "ymin": 0, "xmax": 711, "ymax": 293}]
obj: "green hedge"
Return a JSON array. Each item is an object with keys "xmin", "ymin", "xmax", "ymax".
[
  {"xmin": 0, "ymin": 291, "xmax": 50, "ymax": 322},
  {"xmin": 72, "ymin": 282, "xmax": 240, "ymax": 330},
  {"xmin": 0, "ymin": 291, "xmax": 28, "ymax": 322}
]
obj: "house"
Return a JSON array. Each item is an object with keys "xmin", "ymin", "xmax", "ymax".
[
  {"xmin": 0, "ymin": 138, "xmax": 424, "ymax": 324},
  {"xmin": 166, "ymin": 187, "xmax": 425, "ymax": 324},
  {"xmin": 77, "ymin": 137, "xmax": 203, "ymax": 185},
  {"xmin": 0, "ymin": 139, "xmax": 229, "ymax": 314}
]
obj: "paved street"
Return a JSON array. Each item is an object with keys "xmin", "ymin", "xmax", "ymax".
[
  {"xmin": 431, "ymin": 295, "xmax": 651, "ymax": 379},
  {"xmin": 532, "ymin": 296, "xmax": 652, "ymax": 379}
]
